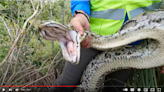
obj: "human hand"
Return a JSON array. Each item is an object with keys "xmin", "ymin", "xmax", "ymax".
[
  {"xmin": 70, "ymin": 10, "xmax": 91, "ymax": 48},
  {"xmin": 70, "ymin": 10, "xmax": 90, "ymax": 36},
  {"xmin": 80, "ymin": 36, "xmax": 92, "ymax": 48}
]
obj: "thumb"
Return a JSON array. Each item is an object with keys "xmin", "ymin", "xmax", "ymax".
[{"xmin": 88, "ymin": 36, "xmax": 92, "ymax": 40}]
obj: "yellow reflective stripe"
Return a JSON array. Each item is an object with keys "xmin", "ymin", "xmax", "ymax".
[
  {"xmin": 129, "ymin": 1, "xmax": 162, "ymax": 18},
  {"xmin": 90, "ymin": 9, "xmax": 125, "ymax": 20}
]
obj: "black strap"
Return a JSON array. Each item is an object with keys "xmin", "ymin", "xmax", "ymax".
[{"xmin": 75, "ymin": 11, "xmax": 90, "ymax": 22}]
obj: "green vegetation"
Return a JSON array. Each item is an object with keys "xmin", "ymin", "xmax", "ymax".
[{"xmin": 0, "ymin": 1, "xmax": 71, "ymax": 91}]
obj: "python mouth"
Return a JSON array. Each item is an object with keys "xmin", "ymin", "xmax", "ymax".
[
  {"xmin": 58, "ymin": 31, "xmax": 80, "ymax": 64},
  {"xmin": 41, "ymin": 29, "xmax": 80, "ymax": 64}
]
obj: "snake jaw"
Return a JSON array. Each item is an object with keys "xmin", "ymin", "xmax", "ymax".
[
  {"xmin": 67, "ymin": 30, "xmax": 81, "ymax": 64},
  {"xmin": 56, "ymin": 30, "xmax": 81, "ymax": 64},
  {"xmin": 39, "ymin": 21, "xmax": 81, "ymax": 64}
]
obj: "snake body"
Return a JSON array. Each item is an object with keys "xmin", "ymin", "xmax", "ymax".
[{"xmin": 39, "ymin": 10, "xmax": 164, "ymax": 92}]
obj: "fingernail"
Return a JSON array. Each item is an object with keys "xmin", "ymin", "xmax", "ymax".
[{"xmin": 79, "ymin": 31, "xmax": 82, "ymax": 34}]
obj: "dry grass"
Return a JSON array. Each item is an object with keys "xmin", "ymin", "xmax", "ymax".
[{"xmin": 0, "ymin": 1, "xmax": 68, "ymax": 91}]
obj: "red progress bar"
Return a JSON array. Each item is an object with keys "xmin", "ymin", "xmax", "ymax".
[{"xmin": 0, "ymin": 85, "xmax": 78, "ymax": 87}]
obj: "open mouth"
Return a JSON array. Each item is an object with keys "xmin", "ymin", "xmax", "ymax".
[{"xmin": 41, "ymin": 28, "xmax": 81, "ymax": 64}]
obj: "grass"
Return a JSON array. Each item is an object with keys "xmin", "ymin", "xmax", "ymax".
[
  {"xmin": 126, "ymin": 68, "xmax": 164, "ymax": 91},
  {"xmin": 0, "ymin": 31, "xmax": 64, "ymax": 92}
]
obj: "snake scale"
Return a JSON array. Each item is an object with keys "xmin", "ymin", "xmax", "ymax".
[{"xmin": 38, "ymin": 10, "xmax": 164, "ymax": 92}]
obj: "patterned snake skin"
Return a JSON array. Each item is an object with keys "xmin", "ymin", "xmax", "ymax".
[{"xmin": 38, "ymin": 10, "xmax": 164, "ymax": 92}]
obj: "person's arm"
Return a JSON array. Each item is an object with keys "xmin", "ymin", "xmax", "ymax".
[{"xmin": 70, "ymin": 0, "xmax": 91, "ymax": 48}]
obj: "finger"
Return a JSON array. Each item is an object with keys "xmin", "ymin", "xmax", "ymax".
[
  {"xmin": 82, "ymin": 44, "xmax": 88, "ymax": 48},
  {"xmin": 82, "ymin": 36, "xmax": 92, "ymax": 48},
  {"xmin": 82, "ymin": 42, "xmax": 90, "ymax": 48},
  {"xmin": 81, "ymin": 39, "xmax": 87, "ymax": 47},
  {"xmin": 88, "ymin": 36, "xmax": 92, "ymax": 40},
  {"xmin": 85, "ymin": 36, "xmax": 92, "ymax": 44},
  {"xmin": 83, "ymin": 38, "xmax": 90, "ymax": 46},
  {"xmin": 86, "ymin": 43, "xmax": 91, "ymax": 48}
]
